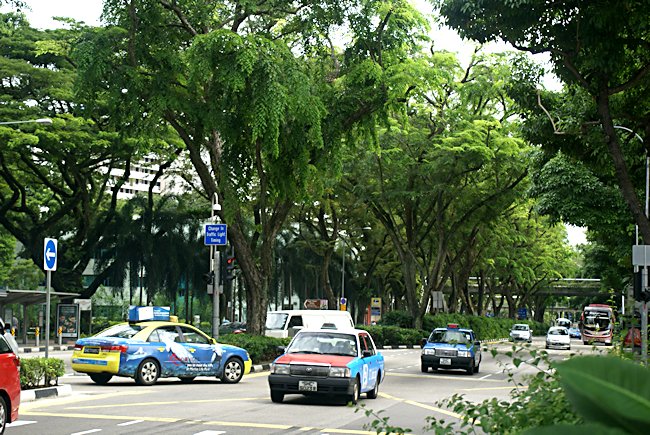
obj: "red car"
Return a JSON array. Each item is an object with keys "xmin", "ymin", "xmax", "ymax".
[{"xmin": 1, "ymin": 321, "xmax": 21, "ymax": 434}]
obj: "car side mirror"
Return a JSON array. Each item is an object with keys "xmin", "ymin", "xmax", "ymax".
[
  {"xmin": 276, "ymin": 345, "xmax": 286, "ymax": 354},
  {"xmin": 420, "ymin": 338, "xmax": 427, "ymax": 348},
  {"xmin": 474, "ymin": 341, "xmax": 481, "ymax": 346},
  {"xmin": 362, "ymin": 350, "xmax": 372, "ymax": 358}
]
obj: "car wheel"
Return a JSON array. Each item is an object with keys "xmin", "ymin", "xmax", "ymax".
[
  {"xmin": 270, "ymin": 390, "xmax": 284, "ymax": 403},
  {"xmin": 367, "ymin": 372, "xmax": 380, "ymax": 399},
  {"xmin": 347, "ymin": 377, "xmax": 360, "ymax": 405},
  {"xmin": 135, "ymin": 358, "xmax": 160, "ymax": 386},
  {"xmin": 545, "ymin": 344, "xmax": 550, "ymax": 349},
  {"xmin": 421, "ymin": 364, "xmax": 428, "ymax": 373},
  {"xmin": 583, "ymin": 340, "xmax": 588, "ymax": 345},
  {"xmin": 179, "ymin": 376, "xmax": 196, "ymax": 383},
  {"xmin": 1, "ymin": 395, "xmax": 7, "ymax": 434},
  {"xmin": 221, "ymin": 358, "xmax": 244, "ymax": 384},
  {"xmin": 89, "ymin": 373, "xmax": 112, "ymax": 385},
  {"xmin": 466, "ymin": 360, "xmax": 475, "ymax": 375},
  {"xmin": 475, "ymin": 362, "xmax": 480, "ymax": 374}
]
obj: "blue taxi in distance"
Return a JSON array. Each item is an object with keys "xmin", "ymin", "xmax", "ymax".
[
  {"xmin": 268, "ymin": 328, "xmax": 384, "ymax": 405},
  {"xmin": 420, "ymin": 323, "xmax": 481, "ymax": 375},
  {"xmin": 72, "ymin": 306, "xmax": 252, "ymax": 386}
]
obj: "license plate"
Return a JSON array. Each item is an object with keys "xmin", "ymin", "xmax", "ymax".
[
  {"xmin": 84, "ymin": 347, "xmax": 100, "ymax": 354},
  {"xmin": 440, "ymin": 358, "xmax": 451, "ymax": 365},
  {"xmin": 299, "ymin": 380, "xmax": 317, "ymax": 392}
]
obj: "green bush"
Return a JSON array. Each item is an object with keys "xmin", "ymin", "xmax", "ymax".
[
  {"xmin": 218, "ymin": 333, "xmax": 290, "ymax": 364},
  {"xmin": 380, "ymin": 310, "xmax": 414, "ymax": 329},
  {"xmin": 91, "ymin": 317, "xmax": 122, "ymax": 334},
  {"xmin": 357, "ymin": 325, "xmax": 427, "ymax": 347},
  {"xmin": 20, "ymin": 357, "xmax": 65, "ymax": 389}
]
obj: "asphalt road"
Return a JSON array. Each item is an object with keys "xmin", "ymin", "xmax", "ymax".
[{"xmin": 9, "ymin": 337, "xmax": 603, "ymax": 435}]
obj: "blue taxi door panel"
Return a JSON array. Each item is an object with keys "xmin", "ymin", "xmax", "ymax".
[{"xmin": 184, "ymin": 343, "xmax": 220, "ymax": 375}]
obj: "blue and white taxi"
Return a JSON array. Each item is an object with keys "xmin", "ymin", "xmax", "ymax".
[
  {"xmin": 72, "ymin": 306, "xmax": 252, "ymax": 385},
  {"xmin": 268, "ymin": 328, "xmax": 384, "ymax": 404},
  {"xmin": 420, "ymin": 323, "xmax": 481, "ymax": 375}
]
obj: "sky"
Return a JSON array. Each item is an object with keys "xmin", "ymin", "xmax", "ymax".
[{"xmin": 7, "ymin": 0, "xmax": 586, "ymax": 246}]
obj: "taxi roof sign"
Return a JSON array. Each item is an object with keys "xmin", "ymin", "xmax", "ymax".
[
  {"xmin": 128, "ymin": 306, "xmax": 171, "ymax": 322},
  {"xmin": 447, "ymin": 323, "xmax": 459, "ymax": 329}
]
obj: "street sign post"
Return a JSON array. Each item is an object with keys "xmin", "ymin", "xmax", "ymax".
[
  {"xmin": 43, "ymin": 238, "xmax": 57, "ymax": 358},
  {"xmin": 205, "ymin": 224, "xmax": 227, "ymax": 246}
]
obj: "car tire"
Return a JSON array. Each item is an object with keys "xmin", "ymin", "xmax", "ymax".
[
  {"xmin": 545, "ymin": 344, "xmax": 549, "ymax": 349},
  {"xmin": 347, "ymin": 377, "xmax": 360, "ymax": 405},
  {"xmin": 89, "ymin": 373, "xmax": 112, "ymax": 385},
  {"xmin": 466, "ymin": 360, "xmax": 475, "ymax": 375},
  {"xmin": 270, "ymin": 390, "xmax": 284, "ymax": 403},
  {"xmin": 583, "ymin": 340, "xmax": 588, "ymax": 345},
  {"xmin": 421, "ymin": 364, "xmax": 428, "ymax": 373},
  {"xmin": 135, "ymin": 358, "xmax": 160, "ymax": 386},
  {"xmin": 475, "ymin": 362, "xmax": 480, "ymax": 374},
  {"xmin": 367, "ymin": 372, "xmax": 380, "ymax": 399},
  {"xmin": 1, "ymin": 395, "xmax": 7, "ymax": 434},
  {"xmin": 179, "ymin": 376, "xmax": 196, "ymax": 383},
  {"xmin": 221, "ymin": 357, "xmax": 244, "ymax": 384}
]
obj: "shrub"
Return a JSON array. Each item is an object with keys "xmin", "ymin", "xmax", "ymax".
[
  {"xmin": 380, "ymin": 310, "xmax": 414, "ymax": 329},
  {"xmin": 91, "ymin": 317, "xmax": 122, "ymax": 334},
  {"xmin": 20, "ymin": 357, "xmax": 65, "ymax": 389},
  {"xmin": 357, "ymin": 325, "xmax": 427, "ymax": 347},
  {"xmin": 218, "ymin": 333, "xmax": 290, "ymax": 364}
]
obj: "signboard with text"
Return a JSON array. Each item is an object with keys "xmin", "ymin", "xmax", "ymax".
[{"xmin": 204, "ymin": 224, "xmax": 227, "ymax": 245}]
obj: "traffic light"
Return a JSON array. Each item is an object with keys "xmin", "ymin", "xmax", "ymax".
[
  {"xmin": 226, "ymin": 255, "xmax": 237, "ymax": 281},
  {"xmin": 203, "ymin": 271, "xmax": 215, "ymax": 285}
]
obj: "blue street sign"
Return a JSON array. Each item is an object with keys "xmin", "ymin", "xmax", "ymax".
[
  {"xmin": 340, "ymin": 297, "xmax": 347, "ymax": 306},
  {"xmin": 204, "ymin": 224, "xmax": 227, "ymax": 245},
  {"xmin": 517, "ymin": 307, "xmax": 527, "ymax": 320},
  {"xmin": 44, "ymin": 238, "xmax": 57, "ymax": 271}
]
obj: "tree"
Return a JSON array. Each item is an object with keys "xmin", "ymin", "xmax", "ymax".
[
  {"xmin": 347, "ymin": 50, "xmax": 532, "ymax": 327},
  {"xmin": 74, "ymin": 0, "xmax": 429, "ymax": 334},
  {"xmin": 437, "ymin": 0, "xmax": 650, "ymax": 244}
]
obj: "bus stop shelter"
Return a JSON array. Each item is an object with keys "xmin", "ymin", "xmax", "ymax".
[{"xmin": 0, "ymin": 288, "xmax": 80, "ymax": 344}]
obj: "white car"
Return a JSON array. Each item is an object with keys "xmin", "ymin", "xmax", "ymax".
[
  {"xmin": 509, "ymin": 324, "xmax": 532, "ymax": 343},
  {"xmin": 546, "ymin": 326, "xmax": 571, "ymax": 350}
]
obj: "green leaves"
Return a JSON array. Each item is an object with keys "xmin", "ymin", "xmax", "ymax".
[{"xmin": 552, "ymin": 356, "xmax": 650, "ymax": 434}]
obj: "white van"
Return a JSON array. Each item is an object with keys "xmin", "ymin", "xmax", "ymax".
[{"xmin": 265, "ymin": 310, "xmax": 354, "ymax": 338}]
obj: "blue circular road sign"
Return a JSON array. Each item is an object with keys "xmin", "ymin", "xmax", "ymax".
[{"xmin": 44, "ymin": 238, "xmax": 57, "ymax": 271}]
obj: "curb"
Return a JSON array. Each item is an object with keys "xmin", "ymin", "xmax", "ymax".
[
  {"xmin": 250, "ymin": 363, "xmax": 271, "ymax": 373},
  {"xmin": 18, "ymin": 345, "xmax": 76, "ymax": 353},
  {"xmin": 20, "ymin": 384, "xmax": 72, "ymax": 403}
]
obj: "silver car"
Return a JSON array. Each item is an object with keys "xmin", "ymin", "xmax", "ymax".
[
  {"xmin": 546, "ymin": 326, "xmax": 571, "ymax": 350},
  {"xmin": 509, "ymin": 324, "xmax": 532, "ymax": 343}
]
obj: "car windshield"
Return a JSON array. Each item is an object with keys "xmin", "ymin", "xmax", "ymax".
[
  {"xmin": 548, "ymin": 328, "xmax": 568, "ymax": 336},
  {"xmin": 265, "ymin": 313, "xmax": 288, "ymax": 330},
  {"xmin": 96, "ymin": 324, "xmax": 143, "ymax": 339},
  {"xmin": 429, "ymin": 329, "xmax": 471, "ymax": 344},
  {"xmin": 287, "ymin": 332, "xmax": 358, "ymax": 356},
  {"xmin": 512, "ymin": 325, "xmax": 528, "ymax": 331}
]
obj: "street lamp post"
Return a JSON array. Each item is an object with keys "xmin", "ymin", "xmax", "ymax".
[
  {"xmin": 616, "ymin": 125, "xmax": 648, "ymax": 364},
  {"xmin": 211, "ymin": 193, "xmax": 222, "ymax": 339},
  {"xmin": 0, "ymin": 118, "xmax": 53, "ymax": 125}
]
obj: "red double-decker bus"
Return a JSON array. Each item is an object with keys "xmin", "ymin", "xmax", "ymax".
[{"xmin": 579, "ymin": 304, "xmax": 615, "ymax": 346}]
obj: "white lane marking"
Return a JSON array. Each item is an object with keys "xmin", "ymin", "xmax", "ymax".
[
  {"xmin": 193, "ymin": 431, "xmax": 227, "ymax": 435},
  {"xmin": 6, "ymin": 420, "xmax": 38, "ymax": 427},
  {"xmin": 71, "ymin": 430, "xmax": 102, "ymax": 435},
  {"xmin": 117, "ymin": 420, "xmax": 144, "ymax": 426},
  {"xmin": 479, "ymin": 374, "xmax": 492, "ymax": 380}
]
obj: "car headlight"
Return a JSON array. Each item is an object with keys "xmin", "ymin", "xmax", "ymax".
[
  {"xmin": 422, "ymin": 348, "xmax": 435, "ymax": 355},
  {"xmin": 457, "ymin": 350, "xmax": 470, "ymax": 357},
  {"xmin": 329, "ymin": 366, "xmax": 351, "ymax": 378},
  {"xmin": 270, "ymin": 363, "xmax": 290, "ymax": 375}
]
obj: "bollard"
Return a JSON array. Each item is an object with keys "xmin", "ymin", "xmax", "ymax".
[
  {"xmin": 58, "ymin": 326, "xmax": 63, "ymax": 346},
  {"xmin": 35, "ymin": 326, "xmax": 40, "ymax": 348}
]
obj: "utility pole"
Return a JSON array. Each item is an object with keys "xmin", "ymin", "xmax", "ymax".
[{"xmin": 211, "ymin": 193, "xmax": 222, "ymax": 339}]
